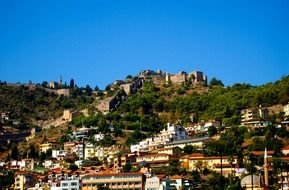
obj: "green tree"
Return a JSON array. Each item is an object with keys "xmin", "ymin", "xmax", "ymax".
[
  {"xmin": 27, "ymin": 144, "xmax": 37, "ymax": 159},
  {"xmin": 183, "ymin": 145, "xmax": 197, "ymax": 154},
  {"xmin": 68, "ymin": 163, "xmax": 79, "ymax": 171},
  {"xmin": 209, "ymin": 77, "xmax": 224, "ymax": 87},
  {"xmin": 70, "ymin": 79, "xmax": 75, "ymax": 88},
  {"xmin": 166, "ymin": 159, "xmax": 181, "ymax": 176},
  {"xmin": 11, "ymin": 144, "xmax": 19, "ymax": 160},
  {"xmin": 208, "ymin": 126, "xmax": 218, "ymax": 137},
  {"xmin": 85, "ymin": 85, "xmax": 93, "ymax": 96}
]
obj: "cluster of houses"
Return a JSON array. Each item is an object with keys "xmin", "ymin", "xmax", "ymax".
[
  {"xmin": 3, "ymin": 120, "xmax": 289, "ymax": 189},
  {"xmin": 0, "ymin": 122, "xmax": 236, "ymax": 190}
]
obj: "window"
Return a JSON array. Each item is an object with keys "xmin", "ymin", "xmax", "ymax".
[
  {"xmin": 71, "ymin": 182, "xmax": 78, "ymax": 186},
  {"xmin": 62, "ymin": 183, "xmax": 68, "ymax": 187}
]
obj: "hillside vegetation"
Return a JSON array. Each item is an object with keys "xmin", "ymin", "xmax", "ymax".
[
  {"xmin": 1, "ymin": 75, "xmax": 289, "ymax": 133},
  {"xmin": 0, "ymin": 83, "xmax": 94, "ymax": 126},
  {"xmin": 66, "ymin": 75, "xmax": 289, "ymax": 146}
]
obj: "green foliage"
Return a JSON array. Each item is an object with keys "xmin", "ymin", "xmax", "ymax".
[
  {"xmin": 0, "ymin": 84, "xmax": 95, "ymax": 123},
  {"xmin": 208, "ymin": 126, "xmax": 218, "ymax": 136},
  {"xmin": 98, "ymin": 135, "xmax": 116, "ymax": 147},
  {"xmin": 122, "ymin": 162, "xmax": 132, "ymax": 173},
  {"xmin": 125, "ymin": 129, "xmax": 147, "ymax": 145},
  {"xmin": 209, "ymin": 77, "xmax": 224, "ymax": 87},
  {"xmin": 1, "ymin": 170, "xmax": 15, "ymax": 188},
  {"xmin": 10, "ymin": 143, "xmax": 19, "ymax": 160},
  {"xmin": 183, "ymin": 145, "xmax": 198, "ymax": 154},
  {"xmin": 68, "ymin": 163, "xmax": 78, "ymax": 171},
  {"xmin": 166, "ymin": 159, "xmax": 186, "ymax": 176},
  {"xmin": 27, "ymin": 144, "xmax": 38, "ymax": 159}
]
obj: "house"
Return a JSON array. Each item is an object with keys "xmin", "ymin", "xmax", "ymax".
[
  {"xmin": 81, "ymin": 173, "xmax": 144, "ymax": 190},
  {"xmin": 94, "ymin": 133, "xmax": 104, "ymax": 142},
  {"xmin": 169, "ymin": 175, "xmax": 185, "ymax": 190},
  {"xmin": 64, "ymin": 141, "xmax": 84, "ymax": 159},
  {"xmin": 180, "ymin": 153, "xmax": 237, "ymax": 176},
  {"xmin": 135, "ymin": 153, "xmax": 174, "ymax": 168},
  {"xmin": 282, "ymin": 146, "xmax": 289, "ymax": 155},
  {"xmin": 52, "ymin": 150, "xmax": 68, "ymax": 160},
  {"xmin": 50, "ymin": 179, "xmax": 80, "ymax": 190},
  {"xmin": 73, "ymin": 127, "xmax": 89, "ymax": 140},
  {"xmin": 14, "ymin": 172, "xmax": 37, "ymax": 190},
  {"xmin": 156, "ymin": 146, "xmax": 182, "ymax": 156},
  {"xmin": 145, "ymin": 175, "xmax": 162, "ymax": 190},
  {"xmin": 241, "ymin": 106, "xmax": 270, "ymax": 127},
  {"xmin": 39, "ymin": 142, "xmax": 61, "ymax": 153},
  {"xmin": 84, "ymin": 144, "xmax": 120, "ymax": 164}
]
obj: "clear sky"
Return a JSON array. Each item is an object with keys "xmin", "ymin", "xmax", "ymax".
[{"xmin": 0, "ymin": 0, "xmax": 289, "ymax": 89}]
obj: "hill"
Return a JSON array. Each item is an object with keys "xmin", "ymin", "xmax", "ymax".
[
  {"xmin": 0, "ymin": 83, "xmax": 94, "ymax": 126},
  {"xmin": 0, "ymin": 72, "xmax": 289, "ymax": 147}
]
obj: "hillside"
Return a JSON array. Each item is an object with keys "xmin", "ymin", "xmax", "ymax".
[
  {"xmin": 113, "ymin": 75, "xmax": 289, "ymax": 128},
  {"xmin": 0, "ymin": 83, "xmax": 94, "ymax": 126},
  {"xmin": 1, "ymin": 73, "xmax": 289, "ymax": 148}
]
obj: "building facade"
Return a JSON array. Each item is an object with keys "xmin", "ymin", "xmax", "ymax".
[{"xmin": 82, "ymin": 173, "xmax": 144, "ymax": 190}]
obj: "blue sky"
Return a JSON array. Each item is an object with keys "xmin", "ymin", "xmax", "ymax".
[{"xmin": 0, "ymin": 0, "xmax": 288, "ymax": 89}]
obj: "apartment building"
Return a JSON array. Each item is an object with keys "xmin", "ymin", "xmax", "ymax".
[
  {"xmin": 135, "ymin": 153, "xmax": 173, "ymax": 168},
  {"xmin": 241, "ymin": 106, "xmax": 270, "ymax": 127},
  {"xmin": 180, "ymin": 153, "xmax": 237, "ymax": 176},
  {"xmin": 53, "ymin": 179, "xmax": 80, "ymax": 190},
  {"xmin": 39, "ymin": 142, "xmax": 61, "ymax": 153},
  {"xmin": 81, "ymin": 173, "xmax": 144, "ymax": 190},
  {"xmin": 14, "ymin": 172, "xmax": 37, "ymax": 190},
  {"xmin": 131, "ymin": 123, "xmax": 188, "ymax": 153}
]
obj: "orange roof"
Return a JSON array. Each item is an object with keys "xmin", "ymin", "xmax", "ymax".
[
  {"xmin": 16, "ymin": 171, "xmax": 31, "ymax": 175},
  {"xmin": 156, "ymin": 174, "xmax": 166, "ymax": 180},
  {"xmin": 251, "ymin": 151, "xmax": 274, "ymax": 156},
  {"xmin": 282, "ymin": 146, "xmax": 289, "ymax": 150},
  {"xmin": 170, "ymin": 175, "xmax": 183, "ymax": 180},
  {"xmin": 138, "ymin": 153, "xmax": 171, "ymax": 158},
  {"xmin": 189, "ymin": 153, "xmax": 204, "ymax": 157}
]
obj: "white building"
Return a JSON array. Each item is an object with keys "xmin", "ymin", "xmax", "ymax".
[
  {"xmin": 130, "ymin": 123, "xmax": 188, "ymax": 152},
  {"xmin": 94, "ymin": 133, "xmax": 104, "ymax": 141},
  {"xmin": 50, "ymin": 179, "xmax": 80, "ymax": 190},
  {"xmin": 52, "ymin": 150, "xmax": 68, "ymax": 159},
  {"xmin": 145, "ymin": 175, "xmax": 164, "ymax": 190}
]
